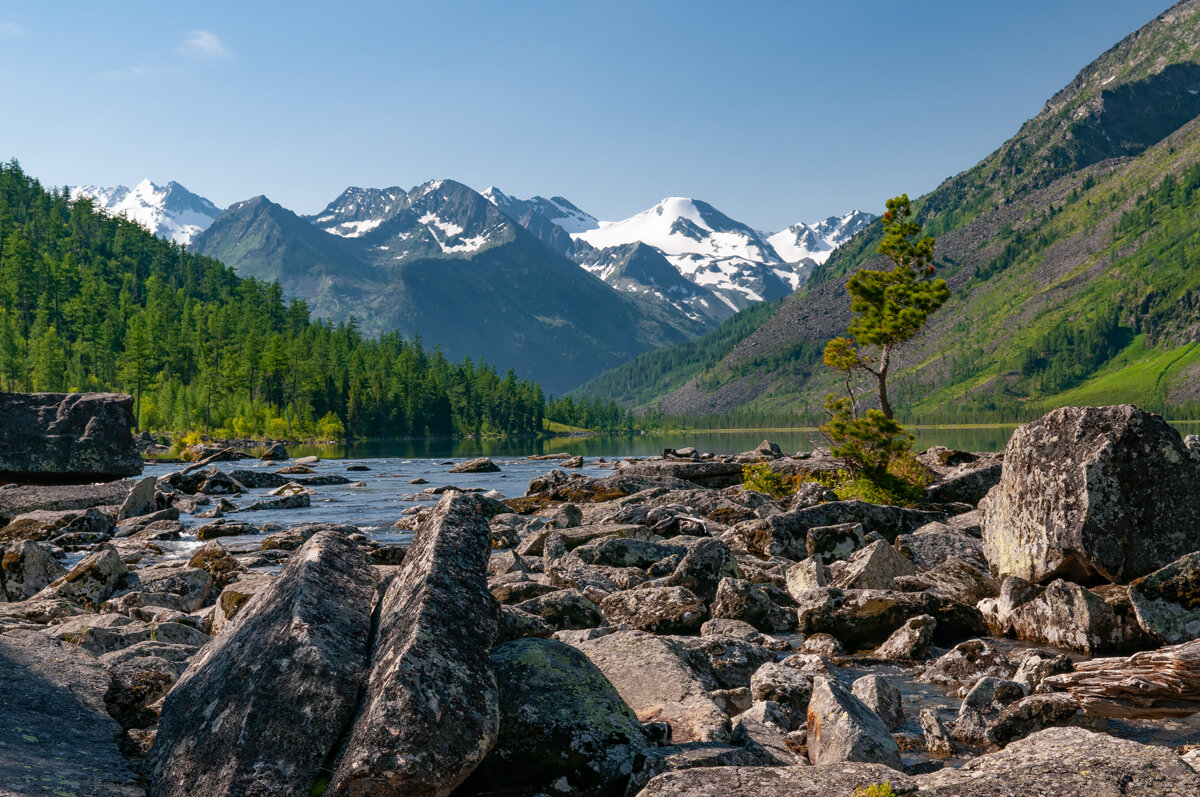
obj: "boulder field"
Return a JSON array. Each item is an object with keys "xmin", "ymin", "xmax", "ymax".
[{"xmin": 0, "ymin": 402, "xmax": 1198, "ymax": 796}]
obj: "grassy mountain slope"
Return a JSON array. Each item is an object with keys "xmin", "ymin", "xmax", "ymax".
[{"xmin": 582, "ymin": 0, "xmax": 1200, "ymax": 420}]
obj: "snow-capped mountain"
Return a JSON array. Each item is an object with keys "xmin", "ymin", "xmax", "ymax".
[
  {"xmin": 310, "ymin": 186, "xmax": 408, "ymax": 238},
  {"xmin": 482, "ymin": 188, "xmax": 597, "ymax": 234},
  {"xmin": 767, "ymin": 210, "xmax": 878, "ymax": 266},
  {"xmin": 571, "ymin": 197, "xmax": 794, "ymax": 311},
  {"xmin": 306, "ymin": 180, "xmax": 515, "ymax": 260},
  {"xmin": 69, "ymin": 179, "xmax": 222, "ymax": 245}
]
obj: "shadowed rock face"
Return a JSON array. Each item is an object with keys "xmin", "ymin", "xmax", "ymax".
[
  {"xmin": 147, "ymin": 530, "xmax": 375, "ymax": 797},
  {"xmin": 0, "ymin": 393, "xmax": 142, "ymax": 483},
  {"xmin": 329, "ymin": 494, "xmax": 500, "ymax": 796},
  {"xmin": 457, "ymin": 638, "xmax": 650, "ymax": 797},
  {"xmin": 982, "ymin": 405, "xmax": 1200, "ymax": 584}
]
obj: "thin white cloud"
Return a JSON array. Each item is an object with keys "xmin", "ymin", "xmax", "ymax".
[
  {"xmin": 177, "ymin": 29, "xmax": 232, "ymax": 60},
  {"xmin": 0, "ymin": 21, "xmax": 29, "ymax": 38},
  {"xmin": 102, "ymin": 65, "xmax": 161, "ymax": 81}
]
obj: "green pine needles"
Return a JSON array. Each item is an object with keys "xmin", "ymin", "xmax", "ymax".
[{"xmin": 820, "ymin": 195, "xmax": 948, "ymax": 494}]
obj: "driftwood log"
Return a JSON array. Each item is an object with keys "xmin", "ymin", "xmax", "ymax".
[{"xmin": 1044, "ymin": 639, "xmax": 1200, "ymax": 719}]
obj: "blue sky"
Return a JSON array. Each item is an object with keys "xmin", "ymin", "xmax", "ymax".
[{"xmin": 0, "ymin": 1, "xmax": 1174, "ymax": 230}]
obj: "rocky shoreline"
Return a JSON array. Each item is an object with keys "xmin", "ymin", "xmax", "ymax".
[{"xmin": 2, "ymin": 394, "xmax": 1199, "ymax": 796}]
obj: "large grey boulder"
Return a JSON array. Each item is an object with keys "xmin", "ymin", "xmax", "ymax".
[
  {"xmin": 330, "ymin": 494, "xmax": 500, "ymax": 795},
  {"xmin": 40, "ymin": 544, "xmax": 130, "ymax": 609},
  {"xmin": 916, "ymin": 727, "xmax": 1200, "ymax": 795},
  {"xmin": 0, "ymin": 480, "xmax": 132, "ymax": 527},
  {"xmin": 0, "ymin": 392, "xmax": 142, "ymax": 482},
  {"xmin": 148, "ymin": 530, "xmax": 375, "ymax": 797},
  {"xmin": 0, "ymin": 630, "xmax": 144, "ymax": 797},
  {"xmin": 456, "ymin": 639, "xmax": 649, "ymax": 797},
  {"xmin": 981, "ymin": 405, "xmax": 1200, "ymax": 584},
  {"xmin": 806, "ymin": 676, "xmax": 902, "ymax": 769}
]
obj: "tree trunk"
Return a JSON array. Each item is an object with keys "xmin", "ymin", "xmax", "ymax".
[{"xmin": 877, "ymin": 346, "xmax": 893, "ymax": 419}]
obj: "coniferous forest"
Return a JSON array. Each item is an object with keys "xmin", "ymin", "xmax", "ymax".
[{"xmin": 0, "ymin": 160, "xmax": 553, "ymax": 439}]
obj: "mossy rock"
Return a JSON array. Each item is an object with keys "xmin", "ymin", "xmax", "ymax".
[{"xmin": 456, "ymin": 638, "xmax": 650, "ymax": 797}]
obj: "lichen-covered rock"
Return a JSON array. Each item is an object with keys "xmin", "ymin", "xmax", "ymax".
[
  {"xmin": 1, "ymin": 506, "xmax": 116, "ymax": 543},
  {"xmin": 709, "ymin": 576, "xmax": 797, "ymax": 633},
  {"xmin": 628, "ymin": 743, "xmax": 761, "ymax": 794},
  {"xmin": 195, "ymin": 518, "xmax": 257, "ymax": 541},
  {"xmin": 0, "ymin": 391, "xmax": 142, "ymax": 482},
  {"xmin": 985, "ymin": 693, "xmax": 1086, "ymax": 747},
  {"xmin": 117, "ymin": 475, "xmax": 158, "ymax": 520},
  {"xmin": 979, "ymin": 576, "xmax": 1149, "ymax": 654},
  {"xmin": 916, "ymin": 727, "xmax": 1200, "ymax": 795},
  {"xmin": 495, "ymin": 604, "xmax": 554, "ymax": 644},
  {"xmin": 981, "ymin": 405, "xmax": 1200, "ymax": 584},
  {"xmin": 677, "ymin": 635, "xmax": 777, "ymax": 690},
  {"xmin": 456, "ymin": 639, "xmax": 649, "ymax": 797},
  {"xmin": 1127, "ymin": 551, "xmax": 1200, "ymax": 644},
  {"xmin": 41, "ymin": 544, "xmax": 130, "ymax": 609},
  {"xmin": 599, "ymin": 586, "xmax": 708, "ymax": 634},
  {"xmin": 663, "ymin": 538, "xmax": 737, "ymax": 601},
  {"xmin": 918, "ymin": 639, "xmax": 1017, "ymax": 686},
  {"xmin": 330, "ymin": 494, "xmax": 500, "ymax": 795},
  {"xmin": 924, "ymin": 460, "xmax": 1002, "ymax": 505},
  {"xmin": 796, "ymin": 587, "xmax": 984, "ymax": 650},
  {"xmin": 953, "ymin": 677, "xmax": 1027, "ymax": 745},
  {"xmin": 1, "ymin": 539, "xmax": 66, "ymax": 601},
  {"xmin": 750, "ymin": 662, "xmax": 813, "ymax": 730},
  {"xmin": 872, "ymin": 614, "xmax": 937, "ymax": 660},
  {"xmin": 102, "ymin": 653, "xmax": 180, "ymax": 729},
  {"xmin": 572, "ymin": 629, "xmax": 730, "ymax": 743},
  {"xmin": 1012, "ymin": 651, "xmax": 1073, "ymax": 694},
  {"xmin": 0, "ymin": 630, "xmax": 145, "ymax": 796},
  {"xmin": 851, "ymin": 674, "xmax": 905, "ymax": 730},
  {"xmin": 637, "ymin": 762, "xmax": 917, "ymax": 796},
  {"xmin": 515, "ymin": 587, "xmax": 603, "ymax": 631},
  {"xmin": 920, "ymin": 707, "xmax": 958, "ymax": 756},
  {"xmin": 784, "ymin": 555, "xmax": 829, "ymax": 601},
  {"xmin": 126, "ymin": 565, "xmax": 213, "ymax": 613},
  {"xmin": 147, "ymin": 530, "xmax": 375, "ymax": 797},
  {"xmin": 806, "ymin": 675, "xmax": 902, "ymax": 769},
  {"xmin": 450, "ymin": 456, "xmax": 501, "ymax": 473},
  {"xmin": 831, "ymin": 539, "xmax": 917, "ymax": 590},
  {"xmin": 806, "ymin": 522, "xmax": 868, "ymax": 562}
]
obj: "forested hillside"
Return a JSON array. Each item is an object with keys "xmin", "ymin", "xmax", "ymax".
[
  {"xmin": 580, "ymin": 0, "xmax": 1200, "ymax": 422},
  {"xmin": 0, "ymin": 161, "xmax": 547, "ymax": 439}
]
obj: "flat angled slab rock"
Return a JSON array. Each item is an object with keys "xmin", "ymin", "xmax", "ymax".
[
  {"xmin": 147, "ymin": 530, "xmax": 375, "ymax": 797},
  {"xmin": 1127, "ymin": 551, "xmax": 1200, "ymax": 644},
  {"xmin": 572, "ymin": 629, "xmax": 729, "ymax": 743},
  {"xmin": 330, "ymin": 494, "xmax": 500, "ymax": 796},
  {"xmin": 0, "ymin": 481, "xmax": 133, "ymax": 531},
  {"xmin": 0, "ymin": 392, "xmax": 142, "ymax": 483},
  {"xmin": 615, "ymin": 460, "xmax": 745, "ymax": 487},
  {"xmin": 807, "ymin": 675, "xmax": 902, "ymax": 769},
  {"xmin": 638, "ymin": 762, "xmax": 918, "ymax": 796},
  {"xmin": 0, "ymin": 630, "xmax": 145, "ymax": 797},
  {"xmin": 914, "ymin": 726, "xmax": 1200, "ymax": 795},
  {"xmin": 981, "ymin": 404, "xmax": 1200, "ymax": 584}
]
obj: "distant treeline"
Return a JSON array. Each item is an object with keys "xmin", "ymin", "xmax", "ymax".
[{"xmin": 0, "ymin": 160, "xmax": 564, "ymax": 439}]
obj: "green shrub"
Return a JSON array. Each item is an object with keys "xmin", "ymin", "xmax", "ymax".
[
  {"xmin": 741, "ymin": 463, "xmax": 799, "ymax": 499},
  {"xmin": 852, "ymin": 783, "xmax": 897, "ymax": 797}
]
